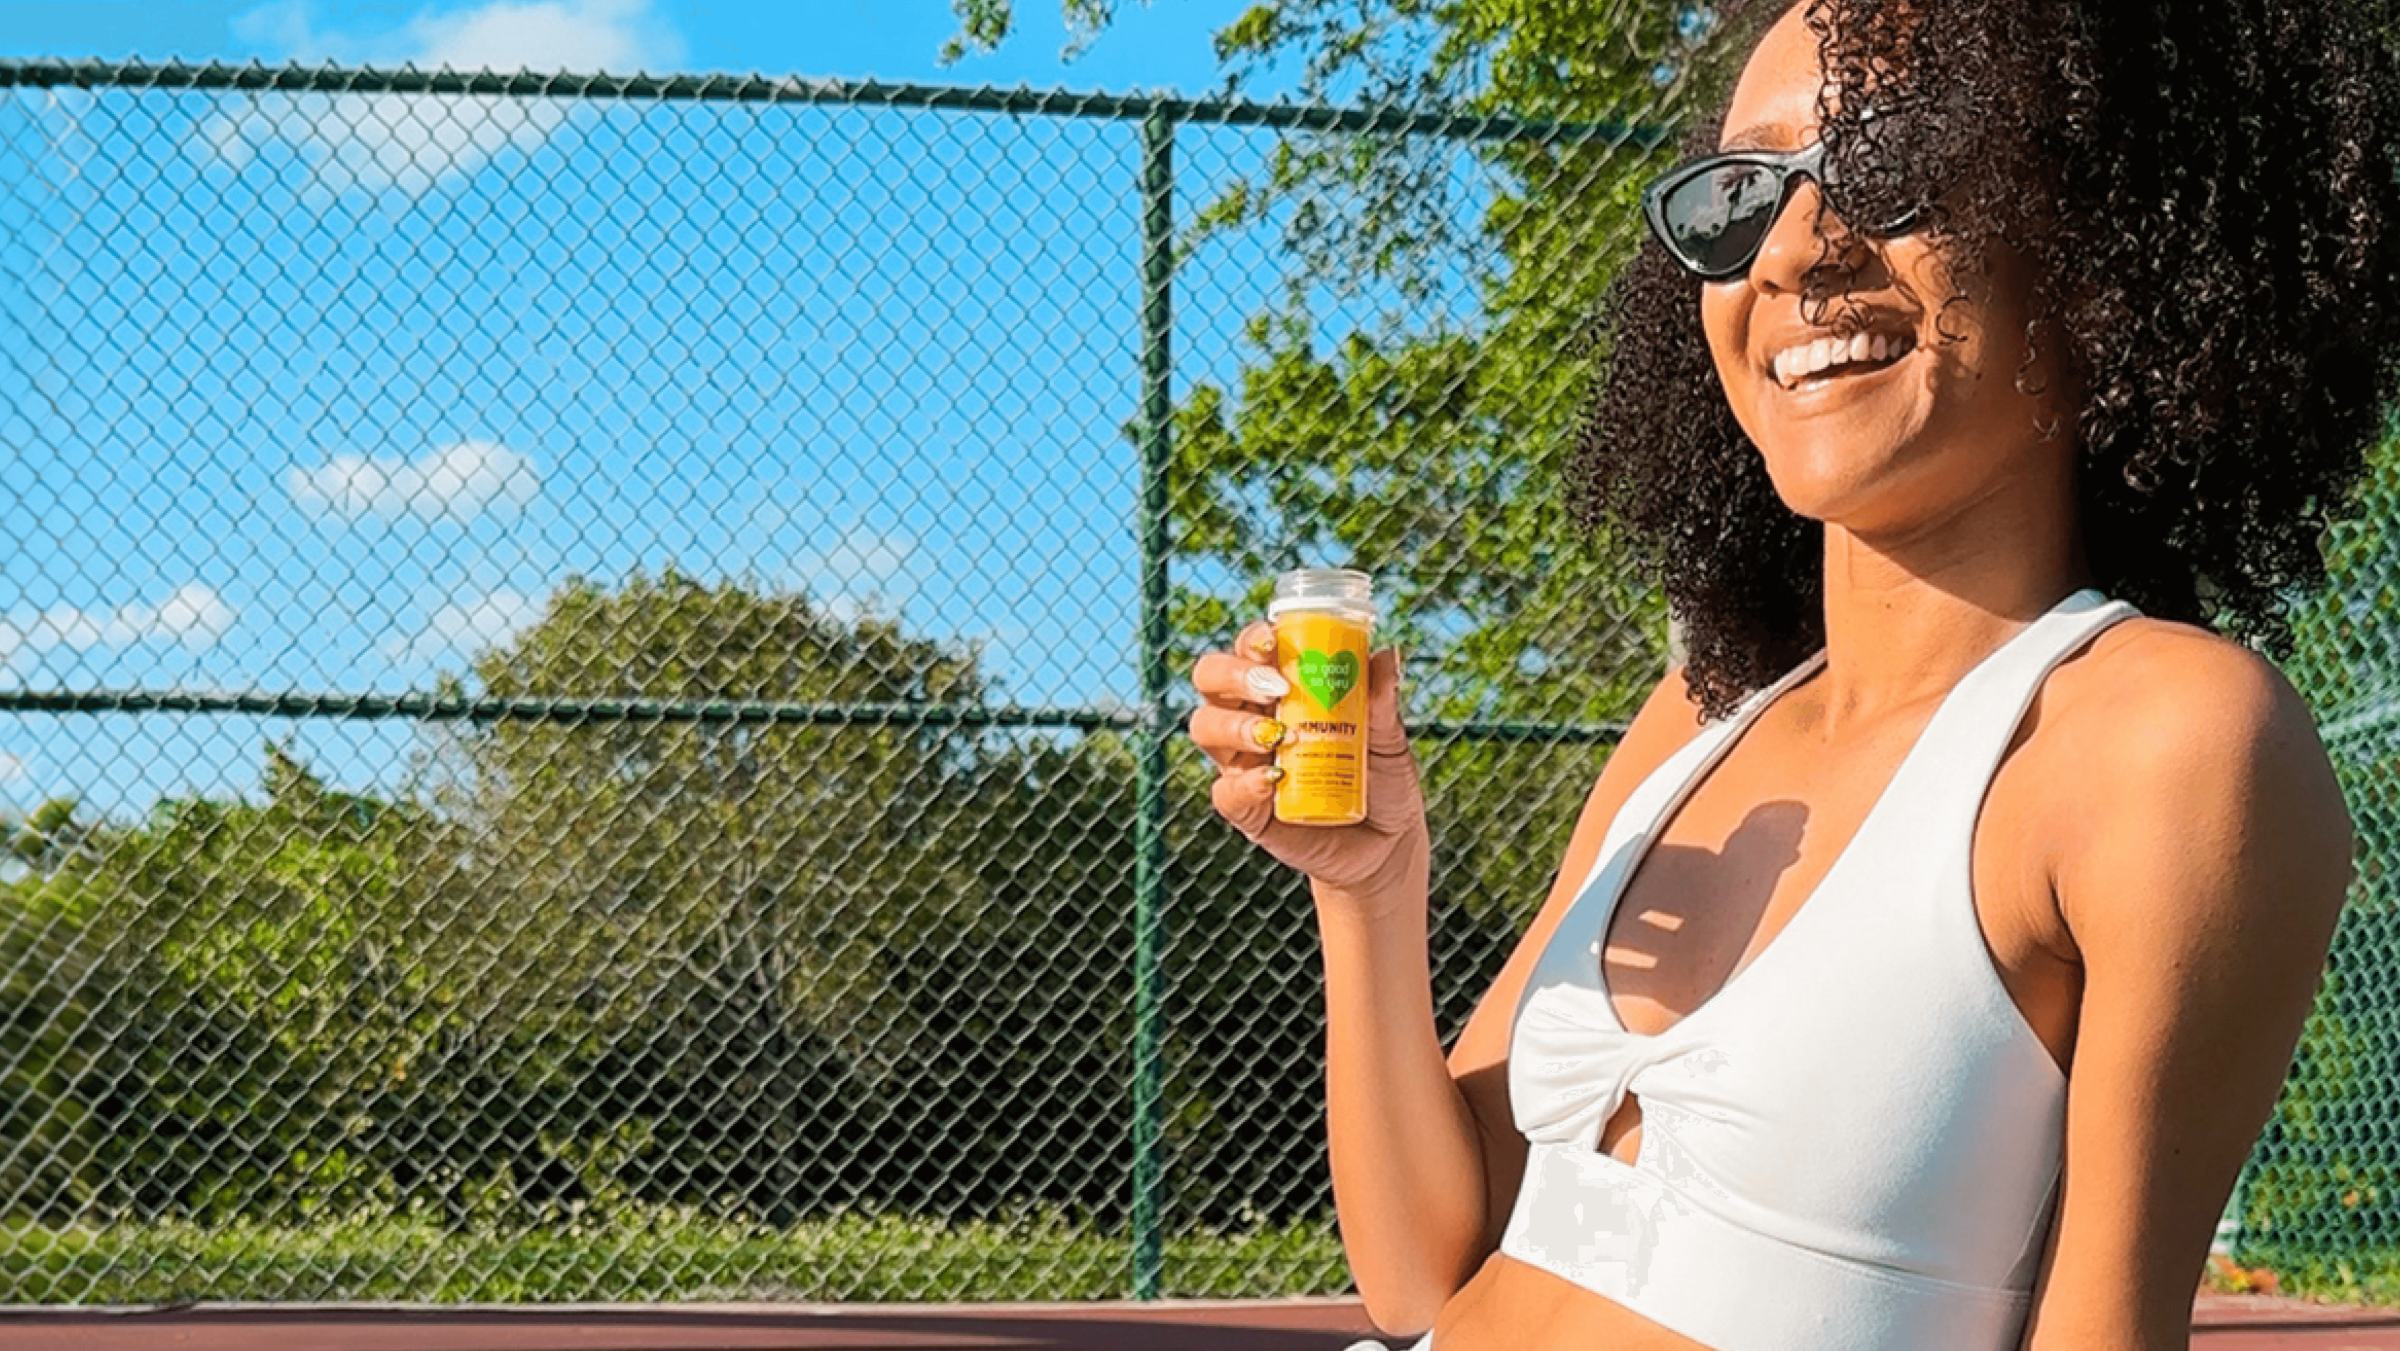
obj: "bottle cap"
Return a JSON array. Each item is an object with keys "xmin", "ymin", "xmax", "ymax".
[{"xmin": 1268, "ymin": 568, "xmax": 1377, "ymax": 624}]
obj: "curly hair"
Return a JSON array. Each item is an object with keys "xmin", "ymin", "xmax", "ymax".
[{"xmin": 1563, "ymin": 0, "xmax": 2400, "ymax": 718}]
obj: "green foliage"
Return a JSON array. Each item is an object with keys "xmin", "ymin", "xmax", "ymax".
[
  {"xmin": 0, "ymin": 1206, "xmax": 1352, "ymax": 1302},
  {"xmin": 47, "ymin": 746, "xmax": 464, "ymax": 1223},
  {"xmin": 0, "ymin": 884, "xmax": 100, "ymax": 1221},
  {"xmin": 1135, "ymin": 6, "xmax": 1743, "ymax": 739},
  {"xmin": 1, "ymin": 569, "xmax": 1344, "ymax": 1237},
  {"xmin": 432, "ymin": 569, "xmax": 1004, "ymax": 1225},
  {"xmin": 7, "ymin": 797, "xmax": 99, "ymax": 876},
  {"xmin": 452, "ymin": 566, "xmax": 987, "ymax": 1060},
  {"xmin": 944, "ymin": 6, "xmax": 1730, "ymax": 738},
  {"xmin": 943, "ymin": 0, "xmax": 1120, "ymax": 64}
]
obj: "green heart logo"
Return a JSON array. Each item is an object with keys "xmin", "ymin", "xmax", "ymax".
[{"xmin": 1296, "ymin": 648, "xmax": 1361, "ymax": 713}]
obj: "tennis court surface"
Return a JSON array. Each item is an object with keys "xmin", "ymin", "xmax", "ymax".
[{"xmin": 8, "ymin": 1294, "xmax": 2400, "ymax": 1349}]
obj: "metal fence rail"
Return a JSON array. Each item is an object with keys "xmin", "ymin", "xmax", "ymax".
[{"xmin": 0, "ymin": 56, "xmax": 2390, "ymax": 1305}]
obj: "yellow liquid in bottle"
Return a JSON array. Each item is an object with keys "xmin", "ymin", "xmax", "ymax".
[{"xmin": 1272, "ymin": 609, "xmax": 1373, "ymax": 826}]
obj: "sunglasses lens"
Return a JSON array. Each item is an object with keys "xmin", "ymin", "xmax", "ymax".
[{"xmin": 1661, "ymin": 161, "xmax": 1786, "ymax": 277}]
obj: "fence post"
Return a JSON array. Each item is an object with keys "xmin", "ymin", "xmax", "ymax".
[{"xmin": 1130, "ymin": 101, "xmax": 1176, "ymax": 1301}]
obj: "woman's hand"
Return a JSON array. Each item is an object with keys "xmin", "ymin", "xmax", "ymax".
[{"xmin": 1186, "ymin": 620, "xmax": 1429, "ymax": 917}]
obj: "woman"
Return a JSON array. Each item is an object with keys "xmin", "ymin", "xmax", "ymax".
[{"xmin": 1185, "ymin": 1, "xmax": 2400, "ymax": 1348}]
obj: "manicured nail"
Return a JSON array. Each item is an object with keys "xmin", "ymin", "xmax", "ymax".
[
  {"xmin": 1264, "ymin": 766, "xmax": 1286, "ymax": 783},
  {"xmin": 1245, "ymin": 667, "xmax": 1291, "ymax": 700},
  {"xmin": 1249, "ymin": 718, "xmax": 1287, "ymax": 751}
]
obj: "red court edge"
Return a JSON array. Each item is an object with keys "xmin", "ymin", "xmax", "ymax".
[{"xmin": 3, "ymin": 1293, "xmax": 2396, "ymax": 1349}]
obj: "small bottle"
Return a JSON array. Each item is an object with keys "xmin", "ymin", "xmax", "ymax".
[{"xmin": 1267, "ymin": 568, "xmax": 1376, "ymax": 826}]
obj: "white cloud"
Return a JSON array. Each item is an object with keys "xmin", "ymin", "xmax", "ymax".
[
  {"xmin": 406, "ymin": 0, "xmax": 667, "ymax": 71},
  {"xmin": 791, "ymin": 528, "xmax": 923, "ymax": 621},
  {"xmin": 232, "ymin": 0, "xmax": 680, "ymax": 76},
  {"xmin": 147, "ymin": 586, "xmax": 240, "ymax": 644},
  {"xmin": 205, "ymin": 92, "xmax": 573, "ymax": 199},
  {"xmin": 0, "ymin": 754, "xmax": 24, "ymax": 784},
  {"xmin": 290, "ymin": 440, "xmax": 540, "ymax": 522},
  {"xmin": 388, "ymin": 588, "xmax": 543, "ymax": 662},
  {"xmin": 211, "ymin": 0, "xmax": 683, "ymax": 196},
  {"xmin": 0, "ymin": 585, "xmax": 238, "ymax": 661}
]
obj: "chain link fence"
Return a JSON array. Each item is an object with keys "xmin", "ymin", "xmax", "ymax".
[
  {"xmin": 0, "ymin": 54, "xmax": 2391, "ymax": 1306},
  {"xmin": 2238, "ymin": 427, "xmax": 2400, "ymax": 1296}
]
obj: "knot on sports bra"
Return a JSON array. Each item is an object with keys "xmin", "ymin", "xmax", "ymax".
[{"xmin": 1513, "ymin": 985, "xmax": 1726, "ymax": 1152}]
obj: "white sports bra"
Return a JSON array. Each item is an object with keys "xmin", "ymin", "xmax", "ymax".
[{"xmin": 1498, "ymin": 588, "xmax": 2139, "ymax": 1351}]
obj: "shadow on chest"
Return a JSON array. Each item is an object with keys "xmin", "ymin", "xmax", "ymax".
[{"xmin": 1599, "ymin": 700, "xmax": 1936, "ymax": 1036}]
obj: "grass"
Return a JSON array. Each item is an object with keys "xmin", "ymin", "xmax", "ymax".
[
  {"xmin": 14, "ymin": 1211, "xmax": 2399, "ymax": 1309},
  {"xmin": 0, "ymin": 1207, "xmax": 1354, "ymax": 1304},
  {"xmin": 2212, "ymin": 1245, "xmax": 2400, "ymax": 1307}
]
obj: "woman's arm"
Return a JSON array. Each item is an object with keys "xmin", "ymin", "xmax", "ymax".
[
  {"xmin": 2020, "ymin": 634, "xmax": 2354, "ymax": 1350},
  {"xmin": 1314, "ymin": 833, "xmax": 1482, "ymax": 1335}
]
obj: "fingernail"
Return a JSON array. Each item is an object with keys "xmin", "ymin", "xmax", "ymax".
[
  {"xmin": 1264, "ymin": 766, "xmax": 1285, "ymax": 784},
  {"xmin": 1245, "ymin": 667, "xmax": 1291, "ymax": 700},
  {"xmin": 1248, "ymin": 718, "xmax": 1287, "ymax": 751}
]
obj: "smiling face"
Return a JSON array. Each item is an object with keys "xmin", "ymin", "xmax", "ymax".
[{"xmin": 1701, "ymin": 4, "xmax": 2071, "ymax": 538}]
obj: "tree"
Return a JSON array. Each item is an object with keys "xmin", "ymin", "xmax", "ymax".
[
  {"xmin": 431, "ymin": 568, "xmax": 1433, "ymax": 1231},
  {"xmin": 7, "ymin": 796, "xmax": 100, "ymax": 878},
  {"xmin": 946, "ymin": 2, "xmax": 1737, "ymax": 720},
  {"xmin": 29, "ymin": 740, "xmax": 461, "ymax": 1224},
  {"xmin": 0, "ymin": 874, "xmax": 101, "ymax": 1223},
  {"xmin": 1143, "ymin": 1, "xmax": 1734, "ymax": 721},
  {"xmin": 437, "ymin": 569, "xmax": 981, "ymax": 1221},
  {"xmin": 11, "ymin": 572, "xmax": 1150, "ymax": 1237}
]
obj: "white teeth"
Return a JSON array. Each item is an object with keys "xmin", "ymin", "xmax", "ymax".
[{"xmin": 1772, "ymin": 331, "xmax": 1914, "ymax": 389}]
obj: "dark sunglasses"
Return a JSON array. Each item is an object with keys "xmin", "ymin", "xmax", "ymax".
[{"xmin": 1642, "ymin": 134, "xmax": 1924, "ymax": 281}]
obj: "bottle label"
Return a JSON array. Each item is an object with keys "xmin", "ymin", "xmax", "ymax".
[
  {"xmin": 1295, "ymin": 648, "xmax": 1360, "ymax": 713},
  {"xmin": 1273, "ymin": 611, "xmax": 1372, "ymax": 826}
]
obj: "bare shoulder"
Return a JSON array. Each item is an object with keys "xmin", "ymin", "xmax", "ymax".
[
  {"xmin": 2038, "ymin": 614, "xmax": 2354, "ymax": 931},
  {"xmin": 2048, "ymin": 615, "xmax": 2311, "ymax": 743},
  {"xmin": 2048, "ymin": 615, "xmax": 2334, "ymax": 792}
]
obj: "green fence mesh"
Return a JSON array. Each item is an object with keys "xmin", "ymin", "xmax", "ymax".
[
  {"xmin": 0, "ymin": 52, "xmax": 2390, "ymax": 1307},
  {"xmin": 2240, "ymin": 429, "xmax": 2400, "ymax": 1298}
]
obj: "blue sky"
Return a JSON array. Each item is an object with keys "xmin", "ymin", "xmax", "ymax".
[
  {"xmin": 0, "ymin": 0, "xmax": 1267, "ymax": 95},
  {"xmin": 0, "ymin": 1, "xmax": 1492, "ymax": 819}
]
